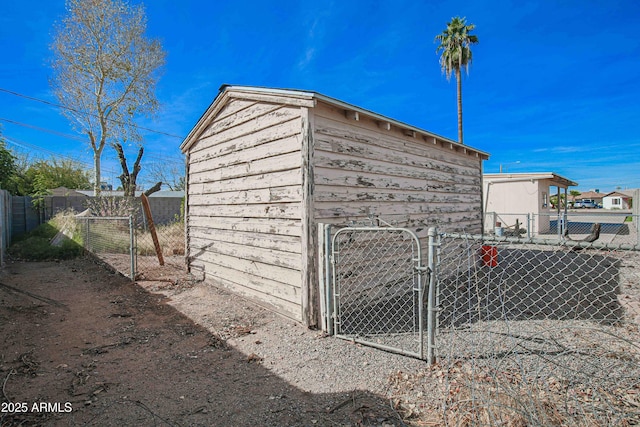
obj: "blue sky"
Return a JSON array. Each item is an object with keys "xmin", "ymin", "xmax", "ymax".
[{"xmin": 1, "ymin": 0, "xmax": 638, "ymax": 192}]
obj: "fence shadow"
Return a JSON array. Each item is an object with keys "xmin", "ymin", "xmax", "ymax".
[
  {"xmin": 337, "ymin": 276, "xmax": 418, "ymax": 335},
  {"xmin": 438, "ymin": 246, "xmax": 625, "ymax": 327},
  {"xmin": 548, "ymin": 219, "xmax": 630, "ymax": 235}
]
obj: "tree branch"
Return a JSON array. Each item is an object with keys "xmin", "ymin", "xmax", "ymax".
[{"xmin": 144, "ymin": 181, "xmax": 162, "ymax": 196}]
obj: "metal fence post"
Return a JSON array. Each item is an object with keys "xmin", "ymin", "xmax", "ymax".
[
  {"xmin": 324, "ymin": 224, "xmax": 334, "ymax": 335},
  {"xmin": 129, "ymin": 215, "xmax": 135, "ymax": 281},
  {"xmin": 492, "ymin": 212, "xmax": 497, "ymax": 234},
  {"xmin": 85, "ymin": 218, "xmax": 91, "ymax": 252},
  {"xmin": 527, "ymin": 213, "xmax": 532, "ymax": 239},
  {"xmin": 426, "ymin": 226, "xmax": 437, "ymax": 365}
]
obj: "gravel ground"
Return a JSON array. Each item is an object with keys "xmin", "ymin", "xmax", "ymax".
[
  {"xmin": 2, "ymin": 259, "xmax": 425, "ymax": 426},
  {"xmin": 14, "ymin": 250, "xmax": 635, "ymax": 426},
  {"xmin": 161, "ymin": 279, "xmax": 640, "ymax": 424},
  {"xmin": 143, "ymin": 281, "xmax": 427, "ymax": 396}
]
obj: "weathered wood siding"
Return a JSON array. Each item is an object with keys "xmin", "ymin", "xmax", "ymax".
[
  {"xmin": 186, "ymin": 99, "xmax": 305, "ymax": 321},
  {"xmin": 311, "ymin": 102, "xmax": 484, "ymax": 235}
]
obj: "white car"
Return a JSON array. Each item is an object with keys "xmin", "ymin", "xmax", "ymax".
[{"xmin": 574, "ymin": 199, "xmax": 597, "ymax": 208}]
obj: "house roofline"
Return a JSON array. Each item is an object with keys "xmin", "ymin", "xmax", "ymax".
[
  {"xmin": 603, "ymin": 191, "xmax": 632, "ymax": 198},
  {"xmin": 180, "ymin": 84, "xmax": 490, "ymax": 160},
  {"xmin": 483, "ymin": 172, "xmax": 578, "ymax": 187}
]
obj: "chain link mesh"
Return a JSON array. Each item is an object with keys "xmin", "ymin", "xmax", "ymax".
[
  {"xmin": 432, "ymin": 230, "xmax": 640, "ymax": 425},
  {"xmin": 486, "ymin": 211, "xmax": 640, "ymax": 247},
  {"xmin": 66, "ymin": 214, "xmax": 186, "ymax": 282},
  {"xmin": 134, "ymin": 219, "xmax": 186, "ymax": 281},
  {"xmin": 72, "ymin": 216, "xmax": 134, "ymax": 278},
  {"xmin": 332, "ymin": 227, "xmax": 424, "ymax": 358}
]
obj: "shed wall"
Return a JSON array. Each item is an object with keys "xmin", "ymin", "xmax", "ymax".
[
  {"xmin": 186, "ymin": 99, "xmax": 305, "ymax": 321},
  {"xmin": 311, "ymin": 102, "xmax": 484, "ymax": 235}
]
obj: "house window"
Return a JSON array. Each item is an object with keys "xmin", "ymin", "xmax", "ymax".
[
  {"xmin": 613, "ymin": 198, "xmax": 620, "ymax": 205},
  {"xmin": 542, "ymin": 192, "xmax": 548, "ymax": 208}
]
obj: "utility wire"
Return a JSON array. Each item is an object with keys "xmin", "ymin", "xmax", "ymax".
[
  {"xmin": 0, "ymin": 87, "xmax": 185, "ymax": 140},
  {"xmin": 4, "ymin": 136, "xmax": 119, "ymax": 175},
  {"xmin": 0, "ymin": 117, "xmax": 85, "ymax": 142},
  {"xmin": 1, "ymin": 117, "xmax": 183, "ymax": 162},
  {"xmin": 5, "ymin": 135, "xmax": 183, "ymax": 168}
]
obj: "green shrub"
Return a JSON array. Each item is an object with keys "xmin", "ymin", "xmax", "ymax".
[
  {"xmin": 8, "ymin": 219, "xmax": 83, "ymax": 261},
  {"xmin": 11, "ymin": 223, "xmax": 58, "ymax": 243},
  {"xmin": 9, "ymin": 235, "xmax": 83, "ymax": 261}
]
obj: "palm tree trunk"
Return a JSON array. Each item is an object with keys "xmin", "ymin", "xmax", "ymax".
[{"xmin": 456, "ymin": 67, "xmax": 463, "ymax": 144}]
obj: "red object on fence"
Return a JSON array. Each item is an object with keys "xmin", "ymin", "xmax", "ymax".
[{"xmin": 481, "ymin": 245, "xmax": 498, "ymax": 267}]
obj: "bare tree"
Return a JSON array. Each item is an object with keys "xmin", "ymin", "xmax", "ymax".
[
  {"xmin": 50, "ymin": 0, "xmax": 165, "ymax": 195},
  {"xmin": 113, "ymin": 142, "xmax": 142, "ymax": 197},
  {"xmin": 146, "ymin": 160, "xmax": 185, "ymax": 191}
]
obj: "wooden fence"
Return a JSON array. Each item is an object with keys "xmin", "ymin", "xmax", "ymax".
[
  {"xmin": 9, "ymin": 194, "xmax": 183, "ymax": 240},
  {"xmin": 0, "ymin": 189, "xmax": 11, "ymax": 266}
]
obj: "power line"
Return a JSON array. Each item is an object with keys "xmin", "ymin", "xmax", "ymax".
[
  {"xmin": 4, "ymin": 133, "xmax": 183, "ymax": 169},
  {"xmin": 0, "ymin": 87, "xmax": 185, "ymax": 140},
  {"xmin": 0, "ymin": 117, "xmax": 85, "ymax": 142},
  {"xmin": 3, "ymin": 136, "xmax": 117, "ymax": 174},
  {"xmin": 5, "ymin": 136, "xmax": 184, "ymax": 189},
  {"xmin": 1, "ymin": 117, "xmax": 184, "ymax": 163}
]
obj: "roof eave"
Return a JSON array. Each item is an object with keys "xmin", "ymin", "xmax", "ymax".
[
  {"xmin": 180, "ymin": 85, "xmax": 490, "ymax": 160},
  {"xmin": 311, "ymin": 91, "xmax": 489, "ymax": 160},
  {"xmin": 484, "ymin": 172, "xmax": 578, "ymax": 187}
]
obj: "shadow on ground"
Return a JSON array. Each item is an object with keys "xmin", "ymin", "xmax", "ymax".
[{"xmin": 0, "ymin": 258, "xmax": 402, "ymax": 426}]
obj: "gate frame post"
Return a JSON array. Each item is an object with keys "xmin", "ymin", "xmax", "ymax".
[
  {"xmin": 426, "ymin": 226, "xmax": 438, "ymax": 365},
  {"xmin": 129, "ymin": 214, "xmax": 136, "ymax": 281},
  {"xmin": 317, "ymin": 223, "xmax": 334, "ymax": 334},
  {"xmin": 330, "ymin": 223, "xmax": 429, "ymax": 360}
]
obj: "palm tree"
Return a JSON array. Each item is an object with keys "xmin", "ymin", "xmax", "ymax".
[{"xmin": 435, "ymin": 16, "xmax": 478, "ymax": 144}]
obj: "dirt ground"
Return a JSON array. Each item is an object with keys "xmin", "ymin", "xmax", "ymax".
[{"xmin": 0, "ymin": 258, "xmax": 406, "ymax": 427}]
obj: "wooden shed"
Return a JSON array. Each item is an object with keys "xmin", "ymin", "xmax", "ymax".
[{"xmin": 180, "ymin": 85, "xmax": 489, "ymax": 327}]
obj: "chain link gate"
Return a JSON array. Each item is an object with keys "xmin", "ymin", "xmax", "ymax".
[{"xmin": 328, "ymin": 224, "xmax": 434, "ymax": 360}]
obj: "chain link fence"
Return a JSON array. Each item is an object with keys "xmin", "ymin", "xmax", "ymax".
[
  {"xmin": 486, "ymin": 211, "xmax": 640, "ymax": 246},
  {"xmin": 324, "ymin": 217, "xmax": 640, "ymax": 424},
  {"xmin": 133, "ymin": 218, "xmax": 186, "ymax": 282},
  {"xmin": 430, "ymin": 232, "xmax": 640, "ymax": 425},
  {"xmin": 56, "ymin": 212, "xmax": 186, "ymax": 282},
  {"xmin": 75, "ymin": 216, "xmax": 135, "ymax": 278},
  {"xmin": 330, "ymin": 225, "xmax": 427, "ymax": 359}
]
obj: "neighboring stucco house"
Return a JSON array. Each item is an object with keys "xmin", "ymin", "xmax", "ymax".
[
  {"xmin": 180, "ymin": 85, "xmax": 489, "ymax": 326},
  {"xmin": 602, "ymin": 191, "xmax": 632, "ymax": 210},
  {"xmin": 483, "ymin": 172, "xmax": 577, "ymax": 235}
]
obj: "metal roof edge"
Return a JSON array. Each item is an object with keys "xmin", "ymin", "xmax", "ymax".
[
  {"xmin": 310, "ymin": 91, "xmax": 490, "ymax": 159},
  {"xmin": 181, "ymin": 85, "xmax": 490, "ymax": 160}
]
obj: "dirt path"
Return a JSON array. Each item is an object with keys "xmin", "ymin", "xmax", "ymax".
[{"xmin": 0, "ymin": 258, "xmax": 405, "ymax": 426}]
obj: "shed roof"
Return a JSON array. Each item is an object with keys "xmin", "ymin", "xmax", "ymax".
[
  {"xmin": 180, "ymin": 85, "xmax": 490, "ymax": 160},
  {"xmin": 483, "ymin": 172, "xmax": 578, "ymax": 188}
]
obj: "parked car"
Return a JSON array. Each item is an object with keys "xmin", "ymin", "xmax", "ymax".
[{"xmin": 574, "ymin": 199, "xmax": 597, "ymax": 208}]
